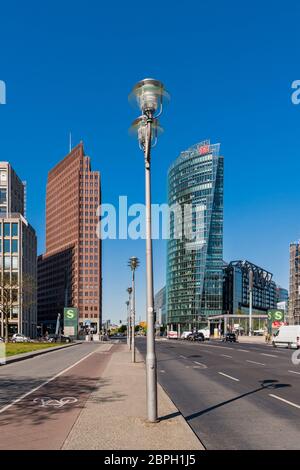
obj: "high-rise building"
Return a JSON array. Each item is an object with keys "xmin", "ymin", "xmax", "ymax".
[
  {"xmin": 0, "ymin": 162, "xmax": 25, "ymax": 216},
  {"xmin": 154, "ymin": 286, "xmax": 166, "ymax": 327},
  {"xmin": 0, "ymin": 163, "xmax": 37, "ymax": 338},
  {"xmin": 276, "ymin": 285, "xmax": 289, "ymax": 303},
  {"xmin": 37, "ymin": 143, "xmax": 102, "ymax": 334},
  {"xmin": 223, "ymin": 260, "xmax": 276, "ymax": 316},
  {"xmin": 166, "ymin": 140, "xmax": 223, "ymax": 331},
  {"xmin": 289, "ymin": 242, "xmax": 300, "ymax": 324}
]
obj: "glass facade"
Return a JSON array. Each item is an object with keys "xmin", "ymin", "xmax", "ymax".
[{"xmin": 166, "ymin": 140, "xmax": 224, "ymax": 328}]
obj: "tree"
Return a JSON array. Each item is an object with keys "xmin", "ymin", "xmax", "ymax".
[
  {"xmin": 118, "ymin": 324, "xmax": 127, "ymax": 334},
  {"xmin": 0, "ymin": 273, "xmax": 36, "ymax": 343}
]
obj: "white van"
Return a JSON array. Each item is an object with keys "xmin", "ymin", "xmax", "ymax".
[
  {"xmin": 272, "ymin": 325, "xmax": 300, "ymax": 349},
  {"xmin": 198, "ymin": 328, "xmax": 210, "ymax": 340}
]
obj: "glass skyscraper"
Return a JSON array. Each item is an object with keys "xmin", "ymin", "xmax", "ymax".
[{"xmin": 166, "ymin": 140, "xmax": 223, "ymax": 329}]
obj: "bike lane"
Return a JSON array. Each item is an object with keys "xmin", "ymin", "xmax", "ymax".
[{"xmin": 0, "ymin": 345, "xmax": 114, "ymax": 449}]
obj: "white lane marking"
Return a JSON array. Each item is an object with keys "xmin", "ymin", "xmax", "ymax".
[
  {"xmin": 221, "ymin": 354, "xmax": 232, "ymax": 358},
  {"xmin": 160, "ymin": 370, "xmax": 166, "ymax": 374},
  {"xmin": 246, "ymin": 360, "xmax": 265, "ymax": 366},
  {"xmin": 238, "ymin": 349, "xmax": 250, "ymax": 353},
  {"xmin": 179, "ymin": 355, "xmax": 187, "ymax": 359},
  {"xmin": 218, "ymin": 372, "xmax": 240, "ymax": 382},
  {"xmin": 288, "ymin": 370, "xmax": 300, "ymax": 375},
  {"xmin": 199, "ymin": 344, "xmax": 234, "ymax": 350},
  {"xmin": 261, "ymin": 353, "xmax": 278, "ymax": 358},
  {"xmin": 193, "ymin": 361, "xmax": 207, "ymax": 368},
  {"xmin": 269, "ymin": 394, "xmax": 300, "ymax": 409},
  {"xmin": 0, "ymin": 349, "xmax": 96, "ymax": 415}
]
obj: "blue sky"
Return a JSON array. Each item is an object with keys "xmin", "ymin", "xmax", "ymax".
[{"xmin": 0, "ymin": 0, "xmax": 299, "ymax": 323}]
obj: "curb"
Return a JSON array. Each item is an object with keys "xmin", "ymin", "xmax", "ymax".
[{"xmin": 2, "ymin": 342, "xmax": 81, "ymax": 366}]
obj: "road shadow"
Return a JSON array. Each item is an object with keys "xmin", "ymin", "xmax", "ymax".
[
  {"xmin": 0, "ymin": 375, "xmax": 125, "ymax": 426},
  {"xmin": 185, "ymin": 380, "xmax": 291, "ymax": 422}
]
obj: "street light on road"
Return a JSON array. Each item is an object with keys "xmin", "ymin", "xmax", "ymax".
[
  {"xmin": 126, "ymin": 300, "xmax": 130, "ymax": 347},
  {"xmin": 128, "ymin": 256, "xmax": 140, "ymax": 363},
  {"xmin": 127, "ymin": 287, "xmax": 132, "ymax": 349},
  {"xmin": 129, "ymin": 78, "xmax": 169, "ymax": 423}
]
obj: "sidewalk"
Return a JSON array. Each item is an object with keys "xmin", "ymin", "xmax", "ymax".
[{"xmin": 63, "ymin": 343, "xmax": 204, "ymax": 450}]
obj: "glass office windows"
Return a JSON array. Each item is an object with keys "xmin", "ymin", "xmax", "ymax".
[
  {"xmin": 4, "ymin": 223, "xmax": 10, "ymax": 237},
  {"xmin": 12, "ymin": 223, "xmax": 18, "ymax": 237},
  {"xmin": 12, "ymin": 240, "xmax": 18, "ymax": 253},
  {"xmin": 4, "ymin": 239, "xmax": 10, "ymax": 253}
]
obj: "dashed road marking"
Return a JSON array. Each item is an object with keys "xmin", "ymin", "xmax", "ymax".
[
  {"xmin": 218, "ymin": 372, "xmax": 240, "ymax": 382},
  {"xmin": 288, "ymin": 370, "xmax": 300, "ymax": 375},
  {"xmin": 246, "ymin": 360, "xmax": 265, "ymax": 366},
  {"xmin": 179, "ymin": 355, "xmax": 187, "ymax": 359},
  {"xmin": 269, "ymin": 394, "xmax": 300, "ymax": 409},
  {"xmin": 193, "ymin": 361, "xmax": 207, "ymax": 368},
  {"xmin": 238, "ymin": 349, "xmax": 250, "ymax": 353},
  {"xmin": 261, "ymin": 353, "xmax": 278, "ymax": 358},
  {"xmin": 221, "ymin": 354, "xmax": 232, "ymax": 358}
]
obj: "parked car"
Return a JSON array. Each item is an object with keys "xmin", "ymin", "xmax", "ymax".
[
  {"xmin": 198, "ymin": 328, "xmax": 210, "ymax": 340},
  {"xmin": 181, "ymin": 331, "xmax": 192, "ymax": 340},
  {"xmin": 187, "ymin": 332, "xmax": 205, "ymax": 342},
  {"xmin": 11, "ymin": 334, "xmax": 29, "ymax": 343},
  {"xmin": 272, "ymin": 325, "xmax": 300, "ymax": 349},
  {"xmin": 222, "ymin": 332, "xmax": 237, "ymax": 343},
  {"xmin": 253, "ymin": 329, "xmax": 265, "ymax": 336},
  {"xmin": 60, "ymin": 335, "xmax": 72, "ymax": 343}
]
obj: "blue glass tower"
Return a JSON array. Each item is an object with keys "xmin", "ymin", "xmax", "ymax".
[{"xmin": 166, "ymin": 140, "xmax": 223, "ymax": 329}]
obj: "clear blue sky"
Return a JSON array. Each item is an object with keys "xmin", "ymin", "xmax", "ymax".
[{"xmin": 1, "ymin": 0, "xmax": 299, "ymax": 323}]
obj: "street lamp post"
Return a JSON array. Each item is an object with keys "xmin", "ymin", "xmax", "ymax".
[
  {"xmin": 126, "ymin": 300, "xmax": 130, "ymax": 347},
  {"xmin": 128, "ymin": 257, "xmax": 140, "ymax": 363},
  {"xmin": 129, "ymin": 78, "xmax": 169, "ymax": 423},
  {"xmin": 249, "ymin": 269, "xmax": 253, "ymax": 336},
  {"xmin": 127, "ymin": 287, "xmax": 132, "ymax": 349}
]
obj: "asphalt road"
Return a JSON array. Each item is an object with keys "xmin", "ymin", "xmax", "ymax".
[{"xmin": 137, "ymin": 338, "xmax": 300, "ymax": 450}]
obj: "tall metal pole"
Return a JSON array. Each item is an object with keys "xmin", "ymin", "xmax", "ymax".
[
  {"xmin": 126, "ymin": 301, "xmax": 130, "ymax": 347},
  {"xmin": 127, "ymin": 289, "xmax": 132, "ymax": 350},
  {"xmin": 131, "ymin": 269, "xmax": 136, "ymax": 363},
  {"xmin": 249, "ymin": 270, "xmax": 253, "ymax": 336},
  {"xmin": 144, "ymin": 117, "xmax": 158, "ymax": 422}
]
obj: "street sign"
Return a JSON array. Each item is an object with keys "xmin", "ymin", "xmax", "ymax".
[
  {"xmin": 64, "ymin": 307, "xmax": 78, "ymax": 338},
  {"xmin": 267, "ymin": 309, "xmax": 284, "ymax": 333}
]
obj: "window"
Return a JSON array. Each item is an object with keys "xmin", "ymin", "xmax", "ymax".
[
  {"xmin": 0, "ymin": 189, "xmax": 6, "ymax": 204},
  {"xmin": 4, "ymin": 223, "xmax": 10, "ymax": 237},
  {"xmin": 12, "ymin": 223, "xmax": 18, "ymax": 237},
  {"xmin": 4, "ymin": 239, "xmax": 10, "ymax": 253},
  {"xmin": 12, "ymin": 257, "xmax": 18, "ymax": 269},
  {"xmin": 12, "ymin": 240, "xmax": 18, "ymax": 253},
  {"xmin": 4, "ymin": 256, "xmax": 11, "ymax": 269},
  {"xmin": 11, "ymin": 272, "xmax": 18, "ymax": 285}
]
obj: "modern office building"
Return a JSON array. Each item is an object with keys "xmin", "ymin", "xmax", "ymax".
[
  {"xmin": 154, "ymin": 286, "xmax": 166, "ymax": 327},
  {"xmin": 166, "ymin": 140, "xmax": 223, "ymax": 332},
  {"xmin": 289, "ymin": 242, "xmax": 300, "ymax": 324},
  {"xmin": 223, "ymin": 260, "xmax": 276, "ymax": 316},
  {"xmin": 37, "ymin": 143, "xmax": 102, "ymax": 334},
  {"xmin": 276, "ymin": 285, "xmax": 289, "ymax": 304},
  {"xmin": 0, "ymin": 162, "xmax": 25, "ymax": 216},
  {"xmin": 0, "ymin": 163, "xmax": 37, "ymax": 338}
]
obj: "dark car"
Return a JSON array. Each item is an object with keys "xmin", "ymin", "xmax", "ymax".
[
  {"xmin": 223, "ymin": 332, "xmax": 237, "ymax": 343},
  {"xmin": 187, "ymin": 332, "xmax": 205, "ymax": 342}
]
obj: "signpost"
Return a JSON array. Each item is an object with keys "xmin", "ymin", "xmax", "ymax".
[
  {"xmin": 64, "ymin": 308, "xmax": 78, "ymax": 338},
  {"xmin": 267, "ymin": 309, "xmax": 285, "ymax": 334}
]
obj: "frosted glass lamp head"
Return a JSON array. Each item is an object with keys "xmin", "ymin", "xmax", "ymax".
[
  {"xmin": 130, "ymin": 116, "xmax": 163, "ymax": 149},
  {"xmin": 128, "ymin": 256, "xmax": 140, "ymax": 271},
  {"xmin": 129, "ymin": 78, "xmax": 169, "ymax": 117}
]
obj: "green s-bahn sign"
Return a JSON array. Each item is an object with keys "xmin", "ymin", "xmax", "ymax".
[
  {"xmin": 267, "ymin": 309, "xmax": 285, "ymax": 322},
  {"xmin": 64, "ymin": 307, "xmax": 78, "ymax": 338}
]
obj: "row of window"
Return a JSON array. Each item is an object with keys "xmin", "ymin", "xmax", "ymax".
[{"xmin": 0, "ymin": 223, "xmax": 18, "ymax": 237}]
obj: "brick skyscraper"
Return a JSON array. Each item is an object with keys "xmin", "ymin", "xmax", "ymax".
[{"xmin": 38, "ymin": 143, "xmax": 102, "ymax": 334}]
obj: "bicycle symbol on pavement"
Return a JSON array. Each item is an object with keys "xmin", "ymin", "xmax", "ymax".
[{"xmin": 33, "ymin": 397, "xmax": 78, "ymax": 408}]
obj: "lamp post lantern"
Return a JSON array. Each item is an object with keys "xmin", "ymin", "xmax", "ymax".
[
  {"xmin": 127, "ymin": 287, "xmax": 132, "ymax": 349},
  {"xmin": 128, "ymin": 257, "xmax": 140, "ymax": 363},
  {"xmin": 129, "ymin": 78, "xmax": 169, "ymax": 423}
]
